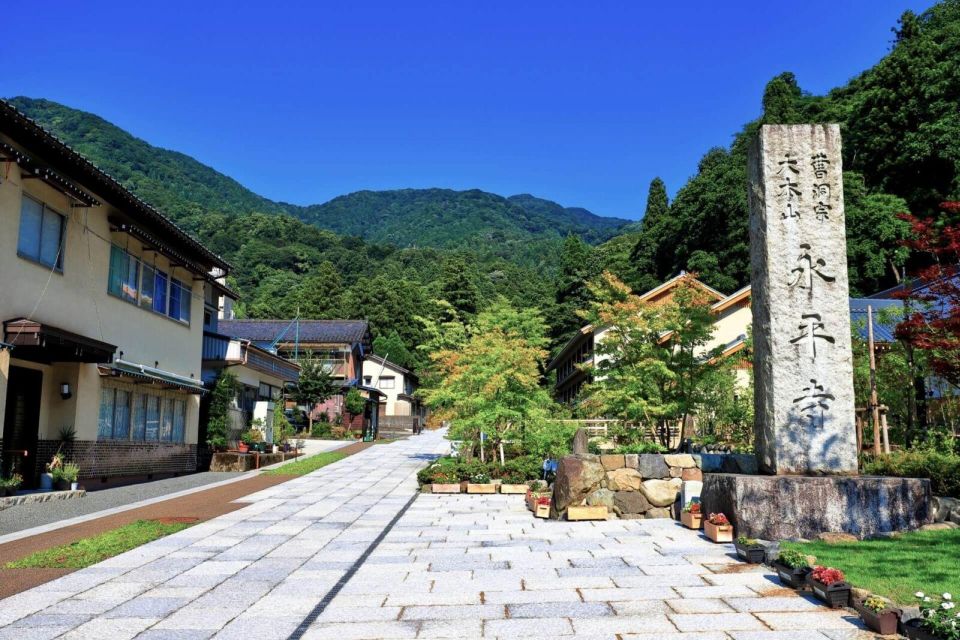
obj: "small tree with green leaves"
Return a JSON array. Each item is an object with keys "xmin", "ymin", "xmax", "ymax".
[
  {"xmin": 294, "ymin": 354, "xmax": 336, "ymax": 431},
  {"xmin": 207, "ymin": 371, "xmax": 239, "ymax": 450}
]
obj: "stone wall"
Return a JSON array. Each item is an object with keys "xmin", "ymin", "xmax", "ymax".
[{"xmin": 551, "ymin": 452, "xmax": 758, "ymax": 520}]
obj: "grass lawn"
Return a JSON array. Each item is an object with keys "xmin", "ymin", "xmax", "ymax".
[
  {"xmin": 782, "ymin": 528, "xmax": 960, "ymax": 605},
  {"xmin": 6, "ymin": 519, "xmax": 192, "ymax": 569},
  {"xmin": 263, "ymin": 451, "xmax": 347, "ymax": 476}
]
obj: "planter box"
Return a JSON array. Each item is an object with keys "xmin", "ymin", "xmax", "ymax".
[
  {"xmin": 466, "ymin": 483, "xmax": 497, "ymax": 494},
  {"xmin": 567, "ymin": 505, "xmax": 608, "ymax": 521},
  {"xmin": 734, "ymin": 541, "xmax": 765, "ymax": 564},
  {"xmin": 499, "ymin": 484, "xmax": 528, "ymax": 494},
  {"xmin": 534, "ymin": 503, "xmax": 550, "ymax": 518},
  {"xmin": 431, "ymin": 483, "xmax": 461, "ymax": 494},
  {"xmin": 773, "ymin": 562, "xmax": 811, "ymax": 589},
  {"xmin": 680, "ymin": 511, "xmax": 702, "ymax": 529},
  {"xmin": 904, "ymin": 618, "xmax": 944, "ymax": 640},
  {"xmin": 853, "ymin": 599, "xmax": 901, "ymax": 636},
  {"xmin": 704, "ymin": 520, "xmax": 734, "ymax": 543},
  {"xmin": 809, "ymin": 578, "xmax": 851, "ymax": 609}
]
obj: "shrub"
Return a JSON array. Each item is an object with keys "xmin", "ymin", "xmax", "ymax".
[
  {"xmin": 501, "ymin": 456, "xmax": 542, "ymax": 484},
  {"xmin": 311, "ymin": 422, "xmax": 332, "ymax": 438},
  {"xmin": 776, "ymin": 548, "xmax": 810, "ymax": 570},
  {"xmin": 456, "ymin": 459, "xmax": 493, "ymax": 483},
  {"xmin": 417, "ymin": 458, "xmax": 460, "ymax": 485},
  {"xmin": 862, "ymin": 449, "xmax": 960, "ymax": 498},
  {"xmin": 915, "ymin": 591, "xmax": 959, "ymax": 639},
  {"xmin": 344, "ymin": 388, "xmax": 366, "ymax": 416},
  {"xmin": 811, "ymin": 566, "xmax": 846, "ymax": 585},
  {"xmin": 737, "ymin": 535, "xmax": 760, "ymax": 547},
  {"xmin": 614, "ymin": 441, "xmax": 667, "ymax": 454},
  {"xmin": 62, "ymin": 463, "xmax": 80, "ymax": 483}
]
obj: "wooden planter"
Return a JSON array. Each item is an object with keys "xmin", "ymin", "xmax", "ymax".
[
  {"xmin": 853, "ymin": 600, "xmax": 901, "ymax": 636},
  {"xmin": 499, "ymin": 484, "xmax": 528, "ymax": 494},
  {"xmin": 680, "ymin": 511, "xmax": 702, "ymax": 529},
  {"xmin": 431, "ymin": 483, "xmax": 461, "ymax": 494},
  {"xmin": 567, "ymin": 505, "xmax": 608, "ymax": 521},
  {"xmin": 773, "ymin": 562, "xmax": 811, "ymax": 589},
  {"xmin": 734, "ymin": 541, "xmax": 765, "ymax": 564},
  {"xmin": 466, "ymin": 483, "xmax": 497, "ymax": 494},
  {"xmin": 903, "ymin": 618, "xmax": 946, "ymax": 640},
  {"xmin": 703, "ymin": 520, "xmax": 734, "ymax": 543},
  {"xmin": 809, "ymin": 578, "xmax": 851, "ymax": 609}
]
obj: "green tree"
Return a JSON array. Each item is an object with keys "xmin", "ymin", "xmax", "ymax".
[
  {"xmin": 294, "ymin": 355, "xmax": 337, "ymax": 431},
  {"xmin": 552, "ymin": 234, "xmax": 601, "ymax": 347},
  {"xmin": 438, "ymin": 257, "xmax": 482, "ymax": 319},
  {"xmin": 630, "ymin": 177, "xmax": 673, "ymax": 293},
  {"xmin": 207, "ymin": 371, "xmax": 239, "ymax": 450},
  {"xmin": 761, "ymin": 72, "xmax": 804, "ymax": 124},
  {"xmin": 372, "ymin": 331, "xmax": 414, "ymax": 369},
  {"xmin": 419, "ymin": 300, "xmax": 559, "ymax": 462}
]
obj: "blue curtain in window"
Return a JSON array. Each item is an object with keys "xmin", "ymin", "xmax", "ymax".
[
  {"xmin": 154, "ymin": 270, "xmax": 168, "ymax": 314},
  {"xmin": 108, "ymin": 246, "xmax": 126, "ymax": 297},
  {"xmin": 17, "ymin": 197, "xmax": 43, "ymax": 259},
  {"xmin": 172, "ymin": 399, "xmax": 186, "ymax": 443},
  {"xmin": 140, "ymin": 265, "xmax": 155, "ymax": 309},
  {"xmin": 39, "ymin": 209, "xmax": 63, "ymax": 268},
  {"xmin": 145, "ymin": 396, "xmax": 160, "ymax": 440},
  {"xmin": 160, "ymin": 398, "xmax": 174, "ymax": 441},
  {"xmin": 131, "ymin": 393, "xmax": 146, "ymax": 440},
  {"xmin": 113, "ymin": 389, "xmax": 131, "ymax": 439},
  {"xmin": 98, "ymin": 388, "xmax": 115, "ymax": 439},
  {"xmin": 168, "ymin": 278, "xmax": 181, "ymax": 320}
]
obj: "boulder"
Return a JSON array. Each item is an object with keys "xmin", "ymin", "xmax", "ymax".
[
  {"xmin": 816, "ymin": 532, "xmax": 858, "ymax": 544},
  {"xmin": 669, "ymin": 467, "xmax": 683, "ymax": 478},
  {"xmin": 950, "ymin": 508, "xmax": 960, "ymax": 526},
  {"xmin": 920, "ymin": 522, "xmax": 959, "ymax": 532},
  {"xmin": 645, "ymin": 507, "xmax": 672, "ymax": 519},
  {"xmin": 614, "ymin": 491, "xmax": 651, "ymax": 515},
  {"xmin": 681, "ymin": 467, "xmax": 703, "ymax": 482},
  {"xmin": 572, "ymin": 429, "xmax": 589, "ymax": 455},
  {"xmin": 636, "ymin": 454, "xmax": 670, "ymax": 479},
  {"xmin": 600, "ymin": 455, "xmax": 625, "ymax": 471},
  {"xmin": 732, "ymin": 454, "xmax": 759, "ymax": 475},
  {"xmin": 586, "ymin": 488, "xmax": 615, "ymax": 509},
  {"xmin": 624, "ymin": 454, "xmax": 639, "ymax": 470},
  {"xmin": 931, "ymin": 496, "xmax": 960, "ymax": 523},
  {"xmin": 606, "ymin": 468, "xmax": 642, "ymax": 492},
  {"xmin": 696, "ymin": 454, "xmax": 726, "ymax": 472},
  {"xmin": 664, "ymin": 454, "xmax": 696, "ymax": 468},
  {"xmin": 640, "ymin": 478, "xmax": 682, "ymax": 507},
  {"xmin": 551, "ymin": 455, "xmax": 605, "ymax": 518}
]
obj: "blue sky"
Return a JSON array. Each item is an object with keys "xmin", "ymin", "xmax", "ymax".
[{"xmin": 0, "ymin": 1, "xmax": 933, "ymax": 219}]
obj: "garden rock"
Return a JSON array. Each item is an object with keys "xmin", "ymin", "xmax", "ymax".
[
  {"xmin": 572, "ymin": 429, "xmax": 589, "ymax": 455},
  {"xmin": 919, "ymin": 522, "xmax": 958, "ymax": 531},
  {"xmin": 586, "ymin": 488, "xmax": 615, "ymax": 508},
  {"xmin": 681, "ymin": 467, "xmax": 703, "ymax": 482},
  {"xmin": 669, "ymin": 467, "xmax": 683, "ymax": 478},
  {"xmin": 636, "ymin": 454, "xmax": 670, "ymax": 479},
  {"xmin": 551, "ymin": 455, "xmax": 605, "ymax": 517},
  {"xmin": 931, "ymin": 496, "xmax": 959, "ymax": 522},
  {"xmin": 600, "ymin": 455, "xmax": 625, "ymax": 471},
  {"xmin": 695, "ymin": 454, "xmax": 725, "ymax": 472},
  {"xmin": 950, "ymin": 508, "xmax": 960, "ymax": 526},
  {"xmin": 644, "ymin": 507, "xmax": 672, "ymax": 519},
  {"xmin": 640, "ymin": 478, "xmax": 682, "ymax": 507},
  {"xmin": 624, "ymin": 454, "xmax": 639, "ymax": 469},
  {"xmin": 614, "ymin": 491, "xmax": 650, "ymax": 515},
  {"xmin": 606, "ymin": 468, "xmax": 642, "ymax": 491},
  {"xmin": 664, "ymin": 454, "xmax": 695, "ymax": 468}
]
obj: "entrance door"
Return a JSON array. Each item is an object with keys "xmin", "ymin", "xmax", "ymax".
[{"xmin": 2, "ymin": 366, "xmax": 43, "ymax": 485}]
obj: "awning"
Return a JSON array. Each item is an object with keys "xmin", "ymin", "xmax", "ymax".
[
  {"xmin": 340, "ymin": 379, "xmax": 386, "ymax": 399},
  {"xmin": 99, "ymin": 359, "xmax": 206, "ymax": 394},
  {"xmin": 4, "ymin": 318, "xmax": 116, "ymax": 363}
]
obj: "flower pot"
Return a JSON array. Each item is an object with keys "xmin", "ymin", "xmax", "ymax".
[
  {"xmin": 903, "ymin": 618, "xmax": 944, "ymax": 640},
  {"xmin": 681, "ymin": 511, "xmax": 702, "ymax": 529},
  {"xmin": 773, "ymin": 562, "xmax": 811, "ymax": 589},
  {"xmin": 567, "ymin": 505, "xmax": 608, "ymax": 521},
  {"xmin": 70, "ymin": 482, "xmax": 79, "ymax": 491},
  {"xmin": 853, "ymin": 600, "xmax": 901, "ymax": 636},
  {"xmin": 466, "ymin": 483, "xmax": 497, "ymax": 494},
  {"xmin": 499, "ymin": 483, "xmax": 528, "ymax": 494},
  {"xmin": 40, "ymin": 473, "xmax": 53, "ymax": 492},
  {"xmin": 734, "ymin": 541, "xmax": 765, "ymax": 564},
  {"xmin": 54, "ymin": 479, "xmax": 70, "ymax": 491},
  {"xmin": 808, "ymin": 577, "xmax": 850, "ymax": 608},
  {"xmin": 704, "ymin": 520, "xmax": 734, "ymax": 543},
  {"xmin": 431, "ymin": 483, "xmax": 461, "ymax": 494},
  {"xmin": 238, "ymin": 443, "xmax": 250, "ymax": 453}
]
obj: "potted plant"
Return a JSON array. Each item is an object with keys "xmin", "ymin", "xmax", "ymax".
[
  {"xmin": 681, "ymin": 501, "xmax": 702, "ymax": 529},
  {"xmin": 704, "ymin": 512, "xmax": 734, "ymax": 543},
  {"xmin": 62, "ymin": 463, "xmax": 80, "ymax": 491},
  {"xmin": 808, "ymin": 566, "xmax": 851, "ymax": 608},
  {"xmin": 417, "ymin": 460, "xmax": 461, "ymax": 493},
  {"xmin": 532, "ymin": 493, "xmax": 551, "ymax": 518},
  {"xmin": 0, "ymin": 473, "xmax": 22, "ymax": 497},
  {"xmin": 772, "ymin": 549, "xmax": 812, "ymax": 589},
  {"xmin": 904, "ymin": 592, "xmax": 958, "ymax": 640},
  {"xmin": 853, "ymin": 595, "xmax": 901, "ymax": 636},
  {"xmin": 734, "ymin": 535, "xmax": 765, "ymax": 563},
  {"xmin": 466, "ymin": 470, "xmax": 496, "ymax": 494},
  {"xmin": 499, "ymin": 466, "xmax": 531, "ymax": 494},
  {"xmin": 51, "ymin": 467, "xmax": 70, "ymax": 491}
]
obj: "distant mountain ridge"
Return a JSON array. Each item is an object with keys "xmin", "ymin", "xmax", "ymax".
[{"xmin": 5, "ymin": 97, "xmax": 630, "ymax": 260}]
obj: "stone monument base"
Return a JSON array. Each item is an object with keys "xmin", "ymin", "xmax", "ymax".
[{"xmin": 701, "ymin": 473, "xmax": 931, "ymax": 540}]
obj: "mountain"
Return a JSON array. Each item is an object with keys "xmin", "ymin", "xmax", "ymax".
[{"xmin": 5, "ymin": 97, "xmax": 628, "ymax": 268}]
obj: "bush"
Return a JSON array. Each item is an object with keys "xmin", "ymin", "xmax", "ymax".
[
  {"xmin": 311, "ymin": 422, "xmax": 332, "ymax": 438},
  {"xmin": 417, "ymin": 458, "xmax": 460, "ymax": 485},
  {"xmin": 501, "ymin": 455, "xmax": 542, "ymax": 484},
  {"xmin": 456, "ymin": 459, "xmax": 494, "ymax": 483},
  {"xmin": 614, "ymin": 441, "xmax": 667, "ymax": 454},
  {"xmin": 862, "ymin": 449, "xmax": 960, "ymax": 498}
]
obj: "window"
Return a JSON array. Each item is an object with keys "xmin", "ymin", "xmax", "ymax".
[
  {"xmin": 258, "ymin": 382, "xmax": 280, "ymax": 401},
  {"xmin": 107, "ymin": 245, "xmax": 190, "ymax": 325},
  {"xmin": 97, "ymin": 383, "xmax": 188, "ymax": 443},
  {"xmin": 18, "ymin": 195, "xmax": 65, "ymax": 270},
  {"xmin": 379, "ymin": 376, "xmax": 396, "ymax": 389}
]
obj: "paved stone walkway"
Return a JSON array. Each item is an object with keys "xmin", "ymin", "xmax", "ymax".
[{"xmin": 0, "ymin": 431, "xmax": 871, "ymax": 639}]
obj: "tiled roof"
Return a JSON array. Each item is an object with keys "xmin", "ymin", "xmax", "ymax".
[
  {"xmin": 218, "ymin": 319, "xmax": 370, "ymax": 345},
  {"xmin": 849, "ymin": 298, "xmax": 903, "ymax": 343}
]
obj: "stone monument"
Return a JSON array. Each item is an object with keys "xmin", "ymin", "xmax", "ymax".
[
  {"xmin": 750, "ymin": 124, "xmax": 858, "ymax": 475},
  {"xmin": 701, "ymin": 124, "xmax": 931, "ymax": 539}
]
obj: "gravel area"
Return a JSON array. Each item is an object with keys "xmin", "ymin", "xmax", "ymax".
[{"xmin": 0, "ymin": 471, "xmax": 244, "ymax": 536}]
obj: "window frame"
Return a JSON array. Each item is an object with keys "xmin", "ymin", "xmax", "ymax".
[
  {"xmin": 17, "ymin": 194, "xmax": 66, "ymax": 272},
  {"xmin": 98, "ymin": 381, "xmax": 187, "ymax": 444},
  {"xmin": 107, "ymin": 244, "xmax": 192, "ymax": 326}
]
